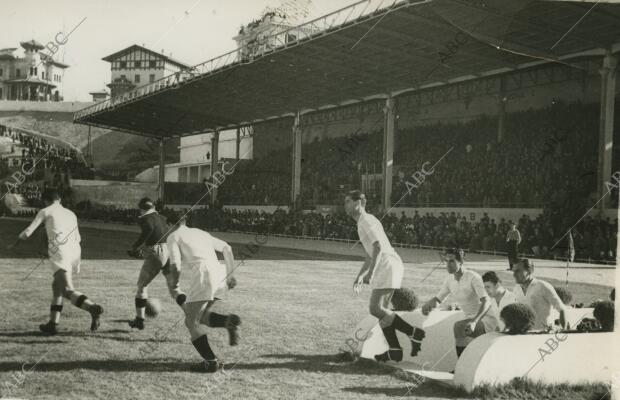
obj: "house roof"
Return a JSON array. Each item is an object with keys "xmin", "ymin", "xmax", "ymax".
[
  {"xmin": 20, "ymin": 40, "xmax": 45, "ymax": 50},
  {"xmin": 101, "ymin": 44, "xmax": 190, "ymax": 69},
  {"xmin": 74, "ymin": 0, "xmax": 620, "ymax": 139}
]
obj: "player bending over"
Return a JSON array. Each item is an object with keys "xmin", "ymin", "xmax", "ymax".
[
  {"xmin": 421, "ymin": 249, "xmax": 499, "ymax": 358},
  {"xmin": 9, "ymin": 188, "xmax": 103, "ymax": 334},
  {"xmin": 166, "ymin": 216, "xmax": 240, "ymax": 373},
  {"xmin": 128, "ymin": 198, "xmax": 186, "ymax": 330},
  {"xmin": 345, "ymin": 190, "xmax": 425, "ymax": 362}
]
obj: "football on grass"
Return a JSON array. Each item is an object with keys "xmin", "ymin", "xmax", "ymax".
[{"xmin": 145, "ymin": 298, "xmax": 161, "ymax": 318}]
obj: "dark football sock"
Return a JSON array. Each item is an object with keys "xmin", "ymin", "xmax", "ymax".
[
  {"xmin": 207, "ymin": 312, "xmax": 228, "ymax": 328},
  {"xmin": 382, "ymin": 326, "xmax": 401, "ymax": 349},
  {"xmin": 70, "ymin": 292, "xmax": 95, "ymax": 312},
  {"xmin": 392, "ymin": 314, "xmax": 413, "ymax": 336},
  {"xmin": 135, "ymin": 298, "xmax": 147, "ymax": 319},
  {"xmin": 456, "ymin": 346, "xmax": 465, "ymax": 358},
  {"xmin": 50, "ymin": 304, "xmax": 63, "ymax": 324},
  {"xmin": 192, "ymin": 335, "xmax": 216, "ymax": 361},
  {"xmin": 392, "ymin": 315, "xmax": 426, "ymax": 356}
]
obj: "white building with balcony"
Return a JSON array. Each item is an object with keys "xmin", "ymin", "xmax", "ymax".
[{"xmin": 0, "ymin": 40, "xmax": 68, "ymax": 101}]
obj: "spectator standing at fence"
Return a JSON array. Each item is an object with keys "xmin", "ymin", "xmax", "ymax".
[{"xmin": 506, "ymin": 222, "xmax": 521, "ymax": 270}]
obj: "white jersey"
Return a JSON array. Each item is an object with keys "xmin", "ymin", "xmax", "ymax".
[
  {"xmin": 356, "ymin": 211, "xmax": 402, "ymax": 289},
  {"xmin": 513, "ymin": 278, "xmax": 565, "ymax": 330},
  {"xmin": 166, "ymin": 225, "xmax": 229, "ymax": 302},
  {"xmin": 21, "ymin": 202, "xmax": 81, "ymax": 273},
  {"xmin": 492, "ymin": 289, "xmax": 517, "ymax": 331},
  {"xmin": 436, "ymin": 268, "xmax": 500, "ymax": 332},
  {"xmin": 357, "ymin": 212, "xmax": 395, "ymax": 258}
]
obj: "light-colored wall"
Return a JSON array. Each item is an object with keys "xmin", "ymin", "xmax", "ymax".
[
  {"xmin": 70, "ymin": 179, "xmax": 158, "ymax": 208},
  {"xmin": 0, "ymin": 47, "xmax": 66, "ymax": 100},
  {"xmin": 253, "ymin": 63, "xmax": 610, "ymax": 158},
  {"xmin": 179, "ymin": 130, "xmax": 253, "ymax": 164},
  {"xmin": 223, "ymin": 204, "xmax": 289, "ymax": 213},
  {"xmin": 0, "ymin": 100, "xmax": 94, "ymax": 112},
  {"xmin": 109, "ymin": 49, "xmax": 184, "ymax": 87}
]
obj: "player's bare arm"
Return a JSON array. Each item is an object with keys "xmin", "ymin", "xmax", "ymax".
[
  {"xmin": 353, "ymin": 257, "xmax": 370, "ymax": 293},
  {"xmin": 421, "ymin": 296, "xmax": 441, "ymax": 315},
  {"xmin": 363, "ymin": 241, "xmax": 381, "ymax": 285},
  {"xmin": 220, "ymin": 243, "xmax": 237, "ymax": 289},
  {"xmin": 464, "ymin": 296, "xmax": 491, "ymax": 335}
]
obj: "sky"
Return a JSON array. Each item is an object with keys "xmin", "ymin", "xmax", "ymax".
[{"xmin": 1, "ymin": 0, "xmax": 354, "ymax": 102}]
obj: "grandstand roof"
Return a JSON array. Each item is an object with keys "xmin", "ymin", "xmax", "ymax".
[{"xmin": 74, "ymin": 0, "xmax": 620, "ymax": 139}]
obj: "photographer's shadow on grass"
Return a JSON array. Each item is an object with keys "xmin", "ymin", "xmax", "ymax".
[
  {"xmin": 230, "ymin": 353, "xmax": 395, "ymax": 376},
  {"xmin": 0, "ymin": 353, "xmax": 389, "ymax": 375},
  {"xmin": 342, "ymin": 384, "xmax": 464, "ymax": 399},
  {"xmin": 0, "ymin": 329, "xmax": 182, "ymax": 344},
  {"xmin": 0, "ymin": 358, "xmax": 197, "ymax": 373}
]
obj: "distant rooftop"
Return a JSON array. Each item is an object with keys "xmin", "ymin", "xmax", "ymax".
[
  {"xmin": 20, "ymin": 40, "xmax": 45, "ymax": 50},
  {"xmin": 102, "ymin": 44, "xmax": 189, "ymax": 69}
]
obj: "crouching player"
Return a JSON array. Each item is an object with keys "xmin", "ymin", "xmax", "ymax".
[
  {"xmin": 166, "ymin": 216, "xmax": 240, "ymax": 373},
  {"xmin": 345, "ymin": 190, "xmax": 425, "ymax": 363},
  {"xmin": 9, "ymin": 189, "xmax": 103, "ymax": 334},
  {"xmin": 421, "ymin": 249, "xmax": 499, "ymax": 358}
]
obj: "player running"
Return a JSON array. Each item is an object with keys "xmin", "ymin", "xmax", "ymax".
[
  {"xmin": 345, "ymin": 190, "xmax": 425, "ymax": 363},
  {"xmin": 128, "ymin": 197, "xmax": 185, "ymax": 330},
  {"xmin": 166, "ymin": 215, "xmax": 240, "ymax": 373},
  {"xmin": 8, "ymin": 188, "xmax": 103, "ymax": 334}
]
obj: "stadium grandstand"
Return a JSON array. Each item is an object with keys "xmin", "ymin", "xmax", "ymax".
[
  {"xmin": 0, "ymin": 123, "xmax": 93, "ymax": 209},
  {"xmin": 1, "ymin": 1, "xmax": 619, "ymax": 398},
  {"xmin": 69, "ymin": 0, "xmax": 620, "ymax": 265}
]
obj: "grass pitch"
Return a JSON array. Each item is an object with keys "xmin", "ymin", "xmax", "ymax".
[{"xmin": 0, "ymin": 219, "xmax": 613, "ymax": 399}]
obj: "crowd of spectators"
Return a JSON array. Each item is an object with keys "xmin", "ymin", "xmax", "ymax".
[
  {"xmin": 217, "ymin": 151, "xmax": 291, "ymax": 206},
  {"xmin": 51, "ymin": 201, "xmax": 615, "ymax": 263},
  {"xmin": 1, "ymin": 124, "xmax": 93, "ymax": 178},
  {"xmin": 191, "ymin": 207, "xmax": 615, "ymax": 263},
  {"xmin": 218, "ymin": 101, "xmax": 616, "ymax": 210},
  {"xmin": 0, "ymin": 124, "xmax": 94, "ymax": 207}
]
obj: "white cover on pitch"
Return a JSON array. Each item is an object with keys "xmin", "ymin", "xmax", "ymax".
[{"xmin": 454, "ymin": 331, "xmax": 616, "ymax": 392}]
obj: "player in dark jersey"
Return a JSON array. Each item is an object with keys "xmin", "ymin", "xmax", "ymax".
[{"xmin": 127, "ymin": 198, "xmax": 185, "ymax": 330}]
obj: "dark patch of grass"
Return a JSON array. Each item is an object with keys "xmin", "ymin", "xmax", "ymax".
[{"xmin": 468, "ymin": 377, "xmax": 611, "ymax": 400}]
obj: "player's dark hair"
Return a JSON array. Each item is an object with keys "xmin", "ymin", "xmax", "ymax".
[
  {"xmin": 593, "ymin": 300, "xmax": 614, "ymax": 332},
  {"xmin": 445, "ymin": 248, "xmax": 464, "ymax": 263},
  {"xmin": 500, "ymin": 303, "xmax": 536, "ymax": 335},
  {"xmin": 482, "ymin": 271, "xmax": 500, "ymax": 284},
  {"xmin": 517, "ymin": 258, "xmax": 534, "ymax": 273},
  {"xmin": 42, "ymin": 188, "xmax": 60, "ymax": 202},
  {"xmin": 346, "ymin": 190, "xmax": 367, "ymax": 207},
  {"xmin": 553, "ymin": 286, "xmax": 573, "ymax": 305},
  {"xmin": 138, "ymin": 197, "xmax": 155, "ymax": 211}
]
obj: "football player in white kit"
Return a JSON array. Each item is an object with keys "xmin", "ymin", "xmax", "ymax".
[
  {"xmin": 344, "ymin": 190, "xmax": 425, "ymax": 362},
  {"xmin": 166, "ymin": 216, "xmax": 240, "ymax": 373},
  {"xmin": 9, "ymin": 189, "xmax": 103, "ymax": 334}
]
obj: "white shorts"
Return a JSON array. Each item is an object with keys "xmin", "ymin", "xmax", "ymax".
[
  {"xmin": 185, "ymin": 259, "xmax": 227, "ymax": 303},
  {"xmin": 371, "ymin": 252, "xmax": 404, "ymax": 289},
  {"xmin": 48, "ymin": 244, "xmax": 81, "ymax": 274}
]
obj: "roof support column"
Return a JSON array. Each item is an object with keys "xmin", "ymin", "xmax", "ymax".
[
  {"xmin": 597, "ymin": 51, "xmax": 617, "ymax": 210},
  {"xmin": 498, "ymin": 76, "xmax": 506, "ymax": 143},
  {"xmin": 236, "ymin": 127, "xmax": 241, "ymax": 160},
  {"xmin": 211, "ymin": 130, "xmax": 220, "ymax": 205},
  {"xmin": 291, "ymin": 112, "xmax": 302, "ymax": 207},
  {"xmin": 158, "ymin": 138, "xmax": 166, "ymax": 206},
  {"xmin": 381, "ymin": 96, "xmax": 395, "ymax": 212}
]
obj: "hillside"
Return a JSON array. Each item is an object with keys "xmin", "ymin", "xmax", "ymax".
[{"xmin": 0, "ymin": 110, "xmax": 179, "ymax": 177}]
